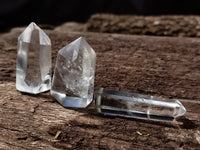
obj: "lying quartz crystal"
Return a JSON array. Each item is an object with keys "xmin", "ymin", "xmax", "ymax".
[
  {"xmin": 51, "ymin": 37, "xmax": 96, "ymax": 108},
  {"xmin": 95, "ymin": 88, "xmax": 186, "ymax": 121},
  {"xmin": 16, "ymin": 22, "xmax": 51, "ymax": 94}
]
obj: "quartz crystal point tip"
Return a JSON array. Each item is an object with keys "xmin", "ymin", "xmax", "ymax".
[
  {"xmin": 51, "ymin": 37, "xmax": 96, "ymax": 108},
  {"xmin": 95, "ymin": 88, "xmax": 186, "ymax": 122},
  {"xmin": 16, "ymin": 22, "xmax": 51, "ymax": 94},
  {"xmin": 18, "ymin": 22, "xmax": 51, "ymax": 45},
  {"xmin": 175, "ymin": 100, "xmax": 186, "ymax": 119}
]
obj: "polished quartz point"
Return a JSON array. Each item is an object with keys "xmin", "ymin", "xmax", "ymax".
[
  {"xmin": 51, "ymin": 37, "xmax": 96, "ymax": 108},
  {"xmin": 16, "ymin": 22, "xmax": 51, "ymax": 94},
  {"xmin": 95, "ymin": 88, "xmax": 186, "ymax": 122}
]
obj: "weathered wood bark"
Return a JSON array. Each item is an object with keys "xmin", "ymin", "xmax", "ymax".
[
  {"xmin": 86, "ymin": 14, "xmax": 200, "ymax": 37},
  {"xmin": 0, "ymin": 29, "xmax": 200, "ymax": 149}
]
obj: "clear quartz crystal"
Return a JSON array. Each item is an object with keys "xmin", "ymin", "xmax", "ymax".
[
  {"xmin": 16, "ymin": 22, "xmax": 51, "ymax": 94},
  {"xmin": 95, "ymin": 88, "xmax": 186, "ymax": 121},
  {"xmin": 51, "ymin": 37, "xmax": 96, "ymax": 108}
]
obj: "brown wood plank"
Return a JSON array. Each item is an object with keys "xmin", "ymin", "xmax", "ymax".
[
  {"xmin": 86, "ymin": 14, "xmax": 200, "ymax": 37},
  {"xmin": 0, "ymin": 30, "xmax": 199, "ymax": 149}
]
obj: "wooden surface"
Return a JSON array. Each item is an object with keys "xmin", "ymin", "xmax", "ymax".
[
  {"xmin": 0, "ymin": 29, "xmax": 200, "ymax": 149},
  {"xmin": 87, "ymin": 14, "xmax": 200, "ymax": 37}
]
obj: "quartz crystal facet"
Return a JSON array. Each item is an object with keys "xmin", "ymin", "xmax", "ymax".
[
  {"xmin": 16, "ymin": 22, "xmax": 51, "ymax": 94},
  {"xmin": 95, "ymin": 88, "xmax": 186, "ymax": 122},
  {"xmin": 51, "ymin": 37, "xmax": 96, "ymax": 108}
]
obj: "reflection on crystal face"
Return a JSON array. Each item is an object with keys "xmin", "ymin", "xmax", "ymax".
[
  {"xmin": 16, "ymin": 22, "xmax": 51, "ymax": 94},
  {"xmin": 95, "ymin": 88, "xmax": 186, "ymax": 122},
  {"xmin": 51, "ymin": 37, "xmax": 96, "ymax": 108}
]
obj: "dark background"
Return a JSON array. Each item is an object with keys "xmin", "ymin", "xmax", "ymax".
[{"xmin": 1, "ymin": 0, "xmax": 200, "ymax": 29}]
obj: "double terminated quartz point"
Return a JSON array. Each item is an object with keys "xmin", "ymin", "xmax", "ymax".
[
  {"xmin": 51, "ymin": 37, "xmax": 96, "ymax": 108},
  {"xmin": 95, "ymin": 88, "xmax": 186, "ymax": 121},
  {"xmin": 16, "ymin": 22, "xmax": 51, "ymax": 94}
]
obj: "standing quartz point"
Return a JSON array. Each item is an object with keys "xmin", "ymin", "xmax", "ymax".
[
  {"xmin": 51, "ymin": 37, "xmax": 96, "ymax": 108},
  {"xmin": 95, "ymin": 88, "xmax": 186, "ymax": 122},
  {"xmin": 16, "ymin": 22, "xmax": 51, "ymax": 94}
]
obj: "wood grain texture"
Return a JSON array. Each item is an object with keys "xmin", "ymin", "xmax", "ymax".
[
  {"xmin": 86, "ymin": 14, "xmax": 200, "ymax": 37},
  {"xmin": 0, "ymin": 29, "xmax": 200, "ymax": 149}
]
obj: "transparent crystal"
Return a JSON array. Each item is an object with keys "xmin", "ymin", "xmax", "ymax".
[
  {"xmin": 16, "ymin": 22, "xmax": 51, "ymax": 94},
  {"xmin": 51, "ymin": 37, "xmax": 96, "ymax": 108},
  {"xmin": 95, "ymin": 88, "xmax": 186, "ymax": 122}
]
